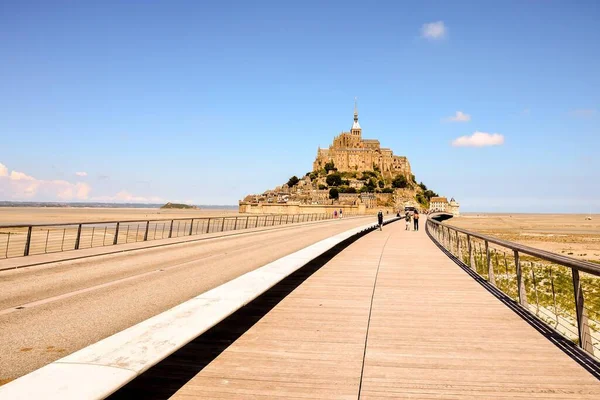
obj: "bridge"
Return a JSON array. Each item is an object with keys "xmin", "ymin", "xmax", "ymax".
[{"xmin": 0, "ymin": 213, "xmax": 599, "ymax": 398}]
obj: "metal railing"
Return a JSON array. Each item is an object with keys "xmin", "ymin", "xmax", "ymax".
[
  {"xmin": 427, "ymin": 217, "xmax": 600, "ymax": 359},
  {"xmin": 0, "ymin": 212, "xmax": 357, "ymax": 260}
]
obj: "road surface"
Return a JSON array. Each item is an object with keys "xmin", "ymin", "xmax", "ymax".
[{"xmin": 0, "ymin": 216, "xmax": 372, "ymax": 384}]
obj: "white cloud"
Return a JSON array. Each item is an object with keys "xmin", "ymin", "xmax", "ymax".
[
  {"xmin": 444, "ymin": 111, "xmax": 471, "ymax": 122},
  {"xmin": 570, "ymin": 109, "xmax": 596, "ymax": 118},
  {"xmin": 75, "ymin": 171, "xmax": 88, "ymax": 177},
  {"xmin": 0, "ymin": 161, "xmax": 161, "ymax": 203},
  {"xmin": 421, "ymin": 21, "xmax": 446, "ymax": 40},
  {"xmin": 452, "ymin": 131, "xmax": 505, "ymax": 147}
]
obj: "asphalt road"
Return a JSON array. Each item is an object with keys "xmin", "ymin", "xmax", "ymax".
[{"xmin": 0, "ymin": 217, "xmax": 373, "ymax": 384}]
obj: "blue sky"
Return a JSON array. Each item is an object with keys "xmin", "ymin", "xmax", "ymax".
[{"xmin": 0, "ymin": 0, "xmax": 598, "ymax": 212}]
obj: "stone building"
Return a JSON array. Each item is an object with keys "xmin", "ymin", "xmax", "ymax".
[
  {"xmin": 448, "ymin": 197, "xmax": 460, "ymax": 216},
  {"xmin": 313, "ymin": 102, "xmax": 411, "ymax": 178},
  {"xmin": 429, "ymin": 197, "xmax": 449, "ymax": 212}
]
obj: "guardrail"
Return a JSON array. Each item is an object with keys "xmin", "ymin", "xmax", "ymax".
[
  {"xmin": 426, "ymin": 217, "xmax": 600, "ymax": 359},
  {"xmin": 0, "ymin": 212, "xmax": 358, "ymax": 260},
  {"xmin": 0, "ymin": 216, "xmax": 401, "ymax": 399}
]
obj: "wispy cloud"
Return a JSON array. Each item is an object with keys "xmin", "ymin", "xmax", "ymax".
[
  {"xmin": 522, "ymin": 108, "xmax": 530, "ymax": 115},
  {"xmin": 569, "ymin": 109, "xmax": 596, "ymax": 118},
  {"xmin": 75, "ymin": 171, "xmax": 88, "ymax": 177},
  {"xmin": 91, "ymin": 191, "xmax": 163, "ymax": 203},
  {"xmin": 0, "ymin": 161, "xmax": 160, "ymax": 203},
  {"xmin": 97, "ymin": 174, "xmax": 110, "ymax": 181},
  {"xmin": 421, "ymin": 21, "xmax": 446, "ymax": 40},
  {"xmin": 452, "ymin": 131, "xmax": 504, "ymax": 147},
  {"xmin": 443, "ymin": 111, "xmax": 471, "ymax": 122}
]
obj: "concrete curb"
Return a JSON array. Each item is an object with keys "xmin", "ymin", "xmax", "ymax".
[{"xmin": 0, "ymin": 217, "xmax": 400, "ymax": 399}]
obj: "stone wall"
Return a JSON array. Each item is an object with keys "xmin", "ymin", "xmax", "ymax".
[{"xmin": 239, "ymin": 202, "xmax": 366, "ymax": 215}]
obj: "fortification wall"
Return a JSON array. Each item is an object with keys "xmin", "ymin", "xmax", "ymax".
[{"xmin": 239, "ymin": 202, "xmax": 366, "ymax": 215}]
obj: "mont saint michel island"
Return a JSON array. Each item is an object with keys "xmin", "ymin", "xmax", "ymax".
[{"xmin": 240, "ymin": 103, "xmax": 460, "ymax": 216}]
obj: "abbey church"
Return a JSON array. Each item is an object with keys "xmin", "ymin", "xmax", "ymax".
[{"xmin": 313, "ymin": 103, "xmax": 411, "ymax": 178}]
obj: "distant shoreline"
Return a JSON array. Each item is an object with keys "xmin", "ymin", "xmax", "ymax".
[{"xmin": 0, "ymin": 202, "xmax": 238, "ymax": 210}]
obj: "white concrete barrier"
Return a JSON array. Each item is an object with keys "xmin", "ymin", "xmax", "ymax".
[{"xmin": 0, "ymin": 218, "xmax": 399, "ymax": 400}]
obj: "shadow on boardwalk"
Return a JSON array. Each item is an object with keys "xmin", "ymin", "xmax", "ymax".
[
  {"xmin": 108, "ymin": 229, "xmax": 372, "ymax": 400},
  {"xmin": 425, "ymin": 223, "xmax": 600, "ymax": 380}
]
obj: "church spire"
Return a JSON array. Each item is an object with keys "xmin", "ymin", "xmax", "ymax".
[{"xmin": 352, "ymin": 97, "xmax": 361, "ymax": 133}]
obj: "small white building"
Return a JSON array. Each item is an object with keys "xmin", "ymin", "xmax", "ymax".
[{"xmin": 448, "ymin": 197, "xmax": 460, "ymax": 216}]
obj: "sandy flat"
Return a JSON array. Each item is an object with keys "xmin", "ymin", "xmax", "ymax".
[{"xmin": 448, "ymin": 213, "xmax": 600, "ymax": 263}]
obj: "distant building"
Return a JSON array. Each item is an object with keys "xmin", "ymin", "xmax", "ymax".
[
  {"xmin": 429, "ymin": 197, "xmax": 449, "ymax": 212},
  {"xmin": 448, "ymin": 197, "xmax": 460, "ymax": 216}
]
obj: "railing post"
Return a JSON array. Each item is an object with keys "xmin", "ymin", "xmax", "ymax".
[
  {"xmin": 23, "ymin": 226, "xmax": 33, "ymax": 256},
  {"xmin": 245, "ymin": 216, "xmax": 249, "ymax": 229},
  {"xmin": 486, "ymin": 241, "xmax": 495, "ymax": 285},
  {"xmin": 143, "ymin": 221, "xmax": 149, "ymax": 241},
  {"xmin": 221, "ymin": 217, "xmax": 226, "ymax": 232},
  {"xmin": 456, "ymin": 231, "xmax": 462, "ymax": 261},
  {"xmin": 467, "ymin": 234, "xmax": 474, "ymax": 269},
  {"xmin": 113, "ymin": 222, "xmax": 120, "ymax": 245},
  {"xmin": 168, "ymin": 220, "xmax": 174, "ymax": 238},
  {"xmin": 206, "ymin": 218, "xmax": 211, "ymax": 233},
  {"xmin": 514, "ymin": 250, "xmax": 527, "ymax": 307},
  {"xmin": 75, "ymin": 224, "xmax": 82, "ymax": 250},
  {"xmin": 189, "ymin": 219, "xmax": 194, "ymax": 235},
  {"xmin": 572, "ymin": 269, "xmax": 594, "ymax": 353},
  {"xmin": 234, "ymin": 217, "xmax": 239, "ymax": 230}
]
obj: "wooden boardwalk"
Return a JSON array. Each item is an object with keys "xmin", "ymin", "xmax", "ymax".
[{"xmin": 164, "ymin": 221, "xmax": 600, "ymax": 399}]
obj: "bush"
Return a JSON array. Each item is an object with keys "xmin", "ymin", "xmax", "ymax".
[
  {"xmin": 309, "ymin": 172, "xmax": 318, "ymax": 181},
  {"xmin": 318, "ymin": 184, "xmax": 327, "ymax": 190},
  {"xmin": 329, "ymin": 188, "xmax": 339, "ymax": 199},
  {"xmin": 287, "ymin": 176, "xmax": 299, "ymax": 187},
  {"xmin": 381, "ymin": 188, "xmax": 394, "ymax": 193},
  {"xmin": 360, "ymin": 186, "xmax": 371, "ymax": 193},
  {"xmin": 419, "ymin": 182, "xmax": 427, "ymax": 191},
  {"xmin": 361, "ymin": 170, "xmax": 378, "ymax": 179},
  {"xmin": 324, "ymin": 161, "xmax": 336, "ymax": 173},
  {"xmin": 337, "ymin": 185, "xmax": 350, "ymax": 193},
  {"xmin": 345, "ymin": 187, "xmax": 357, "ymax": 193},
  {"xmin": 411, "ymin": 174, "xmax": 416, "ymax": 183},
  {"xmin": 326, "ymin": 173, "xmax": 342, "ymax": 187},
  {"xmin": 392, "ymin": 175, "xmax": 408, "ymax": 189},
  {"xmin": 378, "ymin": 180, "xmax": 385, "ymax": 188}
]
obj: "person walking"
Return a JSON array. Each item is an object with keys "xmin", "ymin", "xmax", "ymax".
[
  {"xmin": 334, "ymin": 210, "xmax": 338, "ymax": 219},
  {"xmin": 377, "ymin": 210, "xmax": 383, "ymax": 231},
  {"xmin": 413, "ymin": 210, "xmax": 419, "ymax": 231},
  {"xmin": 405, "ymin": 211, "xmax": 411, "ymax": 231},
  {"xmin": 339, "ymin": 209, "xmax": 343, "ymax": 219}
]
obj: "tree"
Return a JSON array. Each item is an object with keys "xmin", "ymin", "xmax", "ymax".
[
  {"xmin": 382, "ymin": 187, "xmax": 394, "ymax": 194},
  {"xmin": 359, "ymin": 186, "xmax": 371, "ymax": 193},
  {"xmin": 392, "ymin": 175, "xmax": 408, "ymax": 189},
  {"xmin": 424, "ymin": 189, "xmax": 438, "ymax": 200},
  {"xmin": 378, "ymin": 180, "xmax": 385, "ymax": 188},
  {"xmin": 287, "ymin": 176, "xmax": 300, "ymax": 187},
  {"xmin": 329, "ymin": 188, "xmax": 339, "ymax": 199},
  {"xmin": 419, "ymin": 182, "xmax": 428, "ymax": 191},
  {"xmin": 309, "ymin": 172, "xmax": 318, "ymax": 181},
  {"xmin": 326, "ymin": 173, "xmax": 342, "ymax": 187},
  {"xmin": 324, "ymin": 161, "xmax": 336, "ymax": 173},
  {"xmin": 411, "ymin": 174, "xmax": 416, "ymax": 183},
  {"xmin": 318, "ymin": 184, "xmax": 327, "ymax": 190},
  {"xmin": 346, "ymin": 187, "xmax": 357, "ymax": 193}
]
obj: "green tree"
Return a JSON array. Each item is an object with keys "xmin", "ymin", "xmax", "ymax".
[
  {"xmin": 287, "ymin": 176, "xmax": 299, "ymax": 187},
  {"xmin": 378, "ymin": 180, "xmax": 385, "ymax": 188},
  {"xmin": 411, "ymin": 174, "xmax": 416, "ymax": 183},
  {"xmin": 360, "ymin": 186, "xmax": 371, "ymax": 193},
  {"xmin": 309, "ymin": 172, "xmax": 318, "ymax": 181},
  {"xmin": 326, "ymin": 173, "xmax": 342, "ymax": 187},
  {"xmin": 382, "ymin": 187, "xmax": 394, "ymax": 194},
  {"xmin": 392, "ymin": 175, "xmax": 408, "ymax": 189},
  {"xmin": 419, "ymin": 182, "xmax": 428, "ymax": 191},
  {"xmin": 318, "ymin": 184, "xmax": 327, "ymax": 190},
  {"xmin": 423, "ymin": 189, "xmax": 438, "ymax": 200},
  {"xmin": 324, "ymin": 161, "xmax": 336, "ymax": 173},
  {"xmin": 346, "ymin": 187, "xmax": 357, "ymax": 193},
  {"xmin": 329, "ymin": 188, "xmax": 339, "ymax": 199},
  {"xmin": 338, "ymin": 185, "xmax": 350, "ymax": 193}
]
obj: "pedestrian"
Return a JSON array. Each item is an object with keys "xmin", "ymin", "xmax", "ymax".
[
  {"xmin": 413, "ymin": 210, "xmax": 419, "ymax": 231},
  {"xmin": 339, "ymin": 209, "xmax": 343, "ymax": 219},
  {"xmin": 405, "ymin": 211, "xmax": 411, "ymax": 231},
  {"xmin": 334, "ymin": 210, "xmax": 338, "ymax": 218},
  {"xmin": 377, "ymin": 210, "xmax": 383, "ymax": 231}
]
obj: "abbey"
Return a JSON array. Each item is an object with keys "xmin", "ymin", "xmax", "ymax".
[{"xmin": 313, "ymin": 103, "xmax": 411, "ymax": 178}]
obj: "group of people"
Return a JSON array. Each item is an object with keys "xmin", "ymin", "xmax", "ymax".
[
  {"xmin": 333, "ymin": 209, "xmax": 343, "ymax": 218},
  {"xmin": 377, "ymin": 209, "xmax": 419, "ymax": 231}
]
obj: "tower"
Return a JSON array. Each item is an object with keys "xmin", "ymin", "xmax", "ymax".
[{"xmin": 351, "ymin": 97, "xmax": 361, "ymax": 137}]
